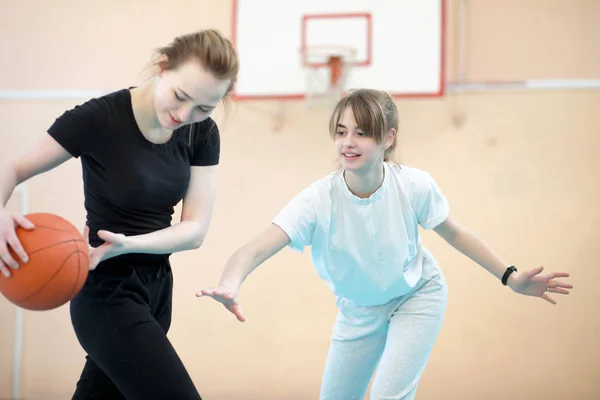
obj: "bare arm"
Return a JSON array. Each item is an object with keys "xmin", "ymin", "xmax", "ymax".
[
  {"xmin": 198, "ymin": 184, "xmax": 315, "ymax": 321},
  {"xmin": 89, "ymin": 165, "xmax": 219, "ymax": 269},
  {"xmin": 433, "ymin": 215, "xmax": 573, "ymax": 304},
  {"xmin": 119, "ymin": 165, "xmax": 218, "ymax": 254},
  {"xmin": 433, "ymin": 216, "xmax": 511, "ymax": 283},
  {"xmin": 218, "ymin": 223, "xmax": 291, "ymax": 288},
  {"xmin": 0, "ymin": 135, "xmax": 72, "ymax": 276},
  {"xmin": 1, "ymin": 135, "xmax": 72, "ymax": 206},
  {"xmin": 196, "ymin": 223, "xmax": 291, "ymax": 322}
]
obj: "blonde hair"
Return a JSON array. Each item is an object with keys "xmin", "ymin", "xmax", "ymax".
[
  {"xmin": 153, "ymin": 30, "xmax": 239, "ymax": 106},
  {"xmin": 328, "ymin": 89, "xmax": 399, "ymax": 162}
]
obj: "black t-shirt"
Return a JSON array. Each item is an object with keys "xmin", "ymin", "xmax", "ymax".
[{"xmin": 47, "ymin": 88, "xmax": 220, "ymax": 249}]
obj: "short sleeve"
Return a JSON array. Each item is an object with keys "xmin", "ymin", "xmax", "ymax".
[
  {"xmin": 408, "ymin": 169, "xmax": 450, "ymax": 229},
  {"xmin": 47, "ymin": 97, "xmax": 108, "ymax": 158},
  {"xmin": 191, "ymin": 119, "xmax": 220, "ymax": 166},
  {"xmin": 271, "ymin": 186, "xmax": 317, "ymax": 253}
]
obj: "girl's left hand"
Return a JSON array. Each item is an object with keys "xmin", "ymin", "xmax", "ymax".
[
  {"xmin": 87, "ymin": 229, "xmax": 129, "ymax": 270},
  {"xmin": 196, "ymin": 284, "xmax": 246, "ymax": 322},
  {"xmin": 509, "ymin": 266, "xmax": 573, "ymax": 305}
]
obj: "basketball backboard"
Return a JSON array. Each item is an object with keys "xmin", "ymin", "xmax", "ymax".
[{"xmin": 232, "ymin": 0, "xmax": 445, "ymax": 100}]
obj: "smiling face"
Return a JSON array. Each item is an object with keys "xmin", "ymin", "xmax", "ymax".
[
  {"xmin": 334, "ymin": 106, "xmax": 388, "ymax": 172},
  {"xmin": 148, "ymin": 30, "xmax": 239, "ymax": 130},
  {"xmin": 329, "ymin": 89, "xmax": 399, "ymax": 173},
  {"xmin": 153, "ymin": 59, "xmax": 231, "ymax": 130}
]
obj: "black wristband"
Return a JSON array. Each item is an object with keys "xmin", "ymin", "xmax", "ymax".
[{"xmin": 501, "ymin": 266, "xmax": 517, "ymax": 286}]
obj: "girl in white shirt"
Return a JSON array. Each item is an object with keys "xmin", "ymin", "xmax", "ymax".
[{"xmin": 197, "ymin": 89, "xmax": 573, "ymax": 399}]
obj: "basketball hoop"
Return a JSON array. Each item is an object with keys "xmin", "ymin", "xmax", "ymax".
[
  {"xmin": 327, "ymin": 55, "xmax": 345, "ymax": 87},
  {"xmin": 301, "ymin": 45, "xmax": 356, "ymax": 108}
]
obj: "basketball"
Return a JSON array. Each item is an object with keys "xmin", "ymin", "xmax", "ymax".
[{"xmin": 0, "ymin": 212, "xmax": 89, "ymax": 311}]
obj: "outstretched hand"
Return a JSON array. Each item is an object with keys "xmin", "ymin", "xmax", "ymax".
[
  {"xmin": 509, "ymin": 266, "xmax": 573, "ymax": 305},
  {"xmin": 196, "ymin": 285, "xmax": 246, "ymax": 322},
  {"xmin": 83, "ymin": 226, "xmax": 129, "ymax": 270}
]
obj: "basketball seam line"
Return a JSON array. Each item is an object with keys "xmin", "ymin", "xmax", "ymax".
[
  {"xmin": 27, "ymin": 238, "xmax": 86, "ymax": 257},
  {"xmin": 14, "ymin": 249, "xmax": 88, "ymax": 304},
  {"xmin": 27, "ymin": 223, "xmax": 78, "ymax": 234},
  {"xmin": 68, "ymin": 246, "xmax": 86, "ymax": 303}
]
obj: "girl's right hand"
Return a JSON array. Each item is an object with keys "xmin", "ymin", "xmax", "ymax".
[
  {"xmin": 196, "ymin": 284, "xmax": 246, "ymax": 322},
  {"xmin": 0, "ymin": 209, "xmax": 35, "ymax": 278}
]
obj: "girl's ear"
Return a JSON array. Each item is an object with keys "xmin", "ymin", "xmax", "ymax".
[
  {"xmin": 385, "ymin": 128, "xmax": 396, "ymax": 150},
  {"xmin": 156, "ymin": 55, "xmax": 169, "ymax": 77}
]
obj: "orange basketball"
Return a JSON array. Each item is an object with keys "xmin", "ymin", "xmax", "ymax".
[{"xmin": 0, "ymin": 213, "xmax": 89, "ymax": 311}]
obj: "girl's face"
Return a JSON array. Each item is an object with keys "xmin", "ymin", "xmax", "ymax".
[
  {"xmin": 334, "ymin": 106, "xmax": 390, "ymax": 173},
  {"xmin": 153, "ymin": 59, "xmax": 231, "ymax": 130}
]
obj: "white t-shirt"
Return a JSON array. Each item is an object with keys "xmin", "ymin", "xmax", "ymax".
[{"xmin": 272, "ymin": 162, "xmax": 450, "ymax": 306}]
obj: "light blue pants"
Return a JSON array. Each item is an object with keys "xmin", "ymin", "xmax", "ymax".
[{"xmin": 320, "ymin": 250, "xmax": 448, "ymax": 400}]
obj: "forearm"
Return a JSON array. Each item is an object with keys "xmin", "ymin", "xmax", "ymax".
[
  {"xmin": 217, "ymin": 224, "xmax": 290, "ymax": 289},
  {"xmin": 124, "ymin": 220, "xmax": 205, "ymax": 254},
  {"xmin": 448, "ymin": 228, "xmax": 511, "ymax": 282},
  {"xmin": 0, "ymin": 166, "xmax": 19, "ymax": 207},
  {"xmin": 218, "ymin": 246, "xmax": 263, "ymax": 288}
]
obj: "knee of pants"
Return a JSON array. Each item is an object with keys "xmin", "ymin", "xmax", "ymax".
[{"xmin": 370, "ymin": 365, "xmax": 423, "ymax": 400}]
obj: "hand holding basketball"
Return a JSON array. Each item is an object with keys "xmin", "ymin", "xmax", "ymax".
[
  {"xmin": 0, "ymin": 212, "xmax": 89, "ymax": 310},
  {"xmin": 0, "ymin": 208, "xmax": 35, "ymax": 278}
]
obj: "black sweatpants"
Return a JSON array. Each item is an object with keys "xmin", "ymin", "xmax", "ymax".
[{"xmin": 69, "ymin": 255, "xmax": 202, "ymax": 400}]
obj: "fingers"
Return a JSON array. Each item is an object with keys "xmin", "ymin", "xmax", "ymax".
[
  {"xmin": 86, "ymin": 245, "xmax": 99, "ymax": 271},
  {"xmin": 196, "ymin": 288, "xmax": 234, "ymax": 300},
  {"xmin": 14, "ymin": 215, "xmax": 35, "ymax": 230},
  {"xmin": 548, "ymin": 287, "xmax": 570, "ymax": 295},
  {"xmin": 196, "ymin": 288, "xmax": 245, "ymax": 321},
  {"xmin": 195, "ymin": 288, "xmax": 217, "ymax": 297},
  {"xmin": 0, "ymin": 215, "xmax": 34, "ymax": 278},
  {"xmin": 0, "ymin": 260, "xmax": 10, "ymax": 278},
  {"xmin": 228, "ymin": 304, "xmax": 246, "ymax": 322},
  {"xmin": 6, "ymin": 233, "xmax": 29, "ymax": 264},
  {"xmin": 87, "ymin": 244, "xmax": 110, "ymax": 271},
  {"xmin": 550, "ymin": 272, "xmax": 570, "ymax": 279},
  {"xmin": 96, "ymin": 230, "xmax": 113, "ymax": 242},
  {"xmin": 549, "ymin": 280, "xmax": 573, "ymax": 289},
  {"xmin": 541, "ymin": 293, "xmax": 556, "ymax": 305},
  {"xmin": 97, "ymin": 230, "xmax": 126, "ymax": 246},
  {"xmin": 82, "ymin": 225, "xmax": 90, "ymax": 243},
  {"xmin": 0, "ymin": 243, "xmax": 19, "ymax": 271},
  {"xmin": 88, "ymin": 256, "xmax": 100, "ymax": 271}
]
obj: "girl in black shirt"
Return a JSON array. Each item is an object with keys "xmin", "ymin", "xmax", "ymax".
[{"xmin": 0, "ymin": 29, "xmax": 238, "ymax": 400}]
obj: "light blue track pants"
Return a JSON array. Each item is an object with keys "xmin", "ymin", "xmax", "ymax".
[{"xmin": 320, "ymin": 249, "xmax": 448, "ymax": 400}]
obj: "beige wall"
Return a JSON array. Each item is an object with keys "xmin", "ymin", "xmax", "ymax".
[
  {"xmin": 0, "ymin": 1, "xmax": 598, "ymax": 399},
  {"xmin": 463, "ymin": 0, "xmax": 600, "ymax": 81}
]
